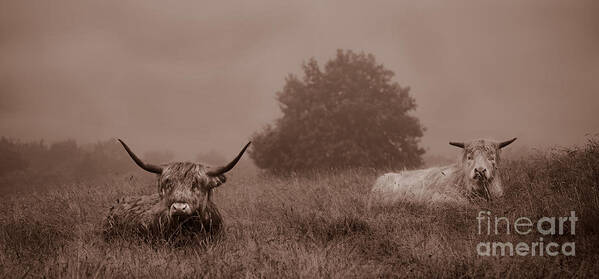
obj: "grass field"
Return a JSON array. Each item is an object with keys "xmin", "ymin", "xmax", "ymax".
[{"xmin": 1, "ymin": 140, "xmax": 598, "ymax": 278}]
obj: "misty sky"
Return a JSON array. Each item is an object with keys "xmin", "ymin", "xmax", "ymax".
[{"xmin": 1, "ymin": 0, "xmax": 598, "ymax": 160}]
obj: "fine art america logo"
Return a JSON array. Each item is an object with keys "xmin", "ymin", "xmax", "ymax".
[{"xmin": 476, "ymin": 211, "xmax": 577, "ymax": 257}]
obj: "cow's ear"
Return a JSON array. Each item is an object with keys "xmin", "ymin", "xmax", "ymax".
[
  {"xmin": 498, "ymin": 138, "xmax": 517, "ymax": 149},
  {"xmin": 207, "ymin": 174, "xmax": 227, "ymax": 189},
  {"xmin": 449, "ymin": 142, "xmax": 465, "ymax": 148}
]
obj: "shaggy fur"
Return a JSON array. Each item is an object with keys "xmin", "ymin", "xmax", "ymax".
[
  {"xmin": 103, "ymin": 162, "xmax": 226, "ymax": 240},
  {"xmin": 369, "ymin": 138, "xmax": 514, "ymax": 206}
]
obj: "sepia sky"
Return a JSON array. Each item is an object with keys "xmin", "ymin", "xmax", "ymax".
[{"xmin": 1, "ymin": 0, "xmax": 598, "ymax": 160}]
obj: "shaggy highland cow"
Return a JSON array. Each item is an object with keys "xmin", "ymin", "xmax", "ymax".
[
  {"xmin": 103, "ymin": 139, "xmax": 250, "ymax": 240},
  {"xmin": 369, "ymin": 138, "xmax": 516, "ymax": 206}
]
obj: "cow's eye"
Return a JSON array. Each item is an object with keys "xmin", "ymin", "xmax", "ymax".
[{"xmin": 467, "ymin": 155, "xmax": 473, "ymax": 160}]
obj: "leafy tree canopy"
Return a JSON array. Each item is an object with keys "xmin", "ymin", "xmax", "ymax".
[{"xmin": 250, "ymin": 50, "xmax": 425, "ymax": 172}]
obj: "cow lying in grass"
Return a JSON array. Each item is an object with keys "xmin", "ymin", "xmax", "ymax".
[
  {"xmin": 103, "ymin": 139, "xmax": 250, "ymax": 240},
  {"xmin": 369, "ymin": 138, "xmax": 516, "ymax": 206}
]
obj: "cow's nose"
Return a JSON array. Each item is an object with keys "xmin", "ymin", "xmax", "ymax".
[
  {"xmin": 170, "ymin": 202, "xmax": 191, "ymax": 215},
  {"xmin": 474, "ymin": 167, "xmax": 488, "ymax": 179}
]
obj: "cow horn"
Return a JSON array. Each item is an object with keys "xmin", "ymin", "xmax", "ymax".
[
  {"xmin": 206, "ymin": 142, "xmax": 251, "ymax": 176},
  {"xmin": 118, "ymin": 139, "xmax": 163, "ymax": 174},
  {"xmin": 449, "ymin": 141, "xmax": 465, "ymax": 148},
  {"xmin": 498, "ymin": 137, "xmax": 517, "ymax": 149}
]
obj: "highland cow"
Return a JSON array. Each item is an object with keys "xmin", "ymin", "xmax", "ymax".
[
  {"xmin": 103, "ymin": 139, "xmax": 250, "ymax": 240},
  {"xmin": 369, "ymin": 138, "xmax": 516, "ymax": 206}
]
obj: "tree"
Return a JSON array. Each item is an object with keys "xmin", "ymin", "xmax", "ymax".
[{"xmin": 250, "ymin": 50, "xmax": 425, "ymax": 172}]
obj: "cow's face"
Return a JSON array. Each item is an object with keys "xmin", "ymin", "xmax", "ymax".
[
  {"xmin": 158, "ymin": 163, "xmax": 225, "ymax": 217},
  {"xmin": 117, "ymin": 139, "xmax": 250, "ymax": 218},
  {"xmin": 450, "ymin": 138, "xmax": 516, "ymax": 200},
  {"xmin": 462, "ymin": 140, "xmax": 498, "ymax": 181}
]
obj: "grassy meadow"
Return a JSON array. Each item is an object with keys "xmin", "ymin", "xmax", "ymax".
[{"xmin": 1, "ymin": 139, "xmax": 598, "ymax": 278}]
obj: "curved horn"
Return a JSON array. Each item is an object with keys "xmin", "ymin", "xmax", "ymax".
[
  {"xmin": 206, "ymin": 142, "xmax": 251, "ymax": 176},
  {"xmin": 449, "ymin": 141, "xmax": 465, "ymax": 148},
  {"xmin": 117, "ymin": 139, "xmax": 163, "ymax": 174},
  {"xmin": 498, "ymin": 137, "xmax": 517, "ymax": 149}
]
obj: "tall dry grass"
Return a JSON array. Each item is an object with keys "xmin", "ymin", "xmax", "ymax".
[{"xmin": 1, "ymin": 139, "xmax": 598, "ymax": 278}]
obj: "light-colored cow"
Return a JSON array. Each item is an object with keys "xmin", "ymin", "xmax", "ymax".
[{"xmin": 369, "ymin": 138, "xmax": 516, "ymax": 206}]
